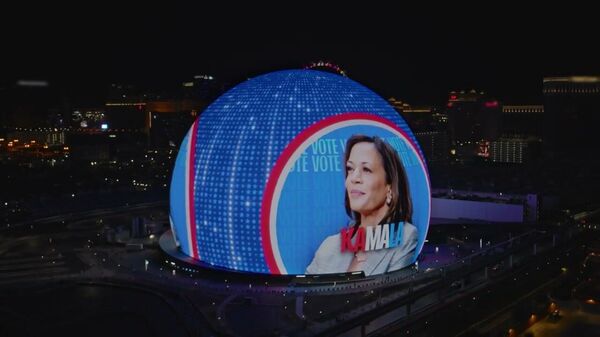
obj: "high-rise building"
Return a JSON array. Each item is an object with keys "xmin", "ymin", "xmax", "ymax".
[
  {"xmin": 7, "ymin": 129, "xmax": 65, "ymax": 146},
  {"xmin": 71, "ymin": 108, "xmax": 106, "ymax": 129},
  {"xmin": 446, "ymin": 90, "xmax": 502, "ymax": 160},
  {"xmin": 388, "ymin": 99, "xmax": 443, "ymax": 133},
  {"xmin": 489, "ymin": 136, "xmax": 541, "ymax": 164},
  {"xmin": 487, "ymin": 105, "xmax": 545, "ymax": 164},
  {"xmin": 432, "ymin": 111, "xmax": 449, "ymax": 130},
  {"xmin": 415, "ymin": 131, "xmax": 449, "ymax": 163},
  {"xmin": 104, "ymin": 84, "xmax": 148, "ymax": 130},
  {"xmin": 388, "ymin": 98, "xmax": 410, "ymax": 115},
  {"xmin": 146, "ymin": 98, "xmax": 207, "ymax": 149},
  {"xmin": 388, "ymin": 99, "xmax": 449, "ymax": 164},
  {"xmin": 402, "ymin": 106, "xmax": 435, "ymax": 132},
  {"xmin": 101, "ymin": 78, "xmax": 219, "ymax": 150},
  {"xmin": 501, "ymin": 105, "xmax": 543, "ymax": 138},
  {"xmin": 543, "ymin": 76, "xmax": 600, "ymax": 158}
]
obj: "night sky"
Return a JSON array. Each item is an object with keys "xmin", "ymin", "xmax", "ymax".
[{"xmin": 2, "ymin": 5, "xmax": 599, "ymax": 106}]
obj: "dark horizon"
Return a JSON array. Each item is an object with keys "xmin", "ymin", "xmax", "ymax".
[{"xmin": 2, "ymin": 7, "xmax": 600, "ymax": 107}]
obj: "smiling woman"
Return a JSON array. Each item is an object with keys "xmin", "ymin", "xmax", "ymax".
[
  {"xmin": 168, "ymin": 70, "xmax": 430, "ymax": 275},
  {"xmin": 305, "ymin": 134, "xmax": 418, "ymax": 276}
]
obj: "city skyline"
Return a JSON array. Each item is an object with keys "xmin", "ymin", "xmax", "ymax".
[
  {"xmin": 2, "ymin": 8, "xmax": 600, "ymax": 336},
  {"xmin": 2, "ymin": 7, "xmax": 600, "ymax": 106}
]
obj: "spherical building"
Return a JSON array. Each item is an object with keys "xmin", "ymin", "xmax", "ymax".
[{"xmin": 169, "ymin": 70, "xmax": 430, "ymax": 275}]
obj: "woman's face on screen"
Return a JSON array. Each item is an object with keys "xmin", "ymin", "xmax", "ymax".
[{"xmin": 345, "ymin": 142, "xmax": 390, "ymax": 219}]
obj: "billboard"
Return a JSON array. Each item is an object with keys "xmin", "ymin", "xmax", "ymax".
[{"xmin": 170, "ymin": 70, "xmax": 430, "ymax": 276}]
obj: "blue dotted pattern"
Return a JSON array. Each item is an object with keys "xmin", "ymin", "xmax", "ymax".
[{"xmin": 173, "ymin": 69, "xmax": 421, "ymax": 274}]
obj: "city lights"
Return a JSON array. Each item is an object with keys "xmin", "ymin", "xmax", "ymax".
[{"xmin": 1, "ymin": 18, "xmax": 599, "ymax": 336}]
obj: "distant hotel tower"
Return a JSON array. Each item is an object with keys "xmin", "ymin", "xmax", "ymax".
[
  {"xmin": 388, "ymin": 98, "xmax": 449, "ymax": 163},
  {"xmin": 543, "ymin": 76, "xmax": 600, "ymax": 158},
  {"xmin": 490, "ymin": 105, "xmax": 543, "ymax": 164},
  {"xmin": 445, "ymin": 90, "xmax": 501, "ymax": 161}
]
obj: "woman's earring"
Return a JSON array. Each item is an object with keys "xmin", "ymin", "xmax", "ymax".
[{"xmin": 386, "ymin": 192, "xmax": 392, "ymax": 206}]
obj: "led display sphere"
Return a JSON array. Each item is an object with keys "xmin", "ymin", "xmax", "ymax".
[{"xmin": 170, "ymin": 70, "xmax": 430, "ymax": 275}]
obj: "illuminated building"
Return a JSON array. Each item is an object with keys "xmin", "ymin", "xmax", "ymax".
[
  {"xmin": 71, "ymin": 108, "xmax": 106, "ymax": 129},
  {"xmin": 147, "ymin": 107, "xmax": 196, "ymax": 149},
  {"xmin": 446, "ymin": 90, "xmax": 502, "ymax": 160},
  {"xmin": 543, "ymin": 76, "xmax": 600, "ymax": 158},
  {"xmin": 388, "ymin": 99, "xmax": 449, "ymax": 163},
  {"xmin": 103, "ymin": 79, "xmax": 215, "ymax": 149},
  {"xmin": 502, "ymin": 105, "xmax": 543, "ymax": 138},
  {"xmin": 415, "ymin": 131, "xmax": 449, "ymax": 163},
  {"xmin": 400, "ymin": 104, "xmax": 435, "ymax": 132},
  {"xmin": 145, "ymin": 96, "xmax": 208, "ymax": 149},
  {"xmin": 104, "ymin": 83, "xmax": 148, "ymax": 130},
  {"xmin": 6, "ymin": 129, "xmax": 65, "ymax": 147},
  {"xmin": 489, "ymin": 136, "xmax": 541, "ymax": 164},
  {"xmin": 387, "ymin": 97, "xmax": 410, "ymax": 114},
  {"xmin": 404, "ymin": 106, "xmax": 449, "ymax": 163},
  {"xmin": 480, "ymin": 105, "xmax": 545, "ymax": 164}
]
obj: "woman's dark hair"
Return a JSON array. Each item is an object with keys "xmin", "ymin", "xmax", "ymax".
[{"xmin": 344, "ymin": 134, "xmax": 412, "ymax": 228}]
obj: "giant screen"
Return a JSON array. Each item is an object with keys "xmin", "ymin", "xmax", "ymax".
[{"xmin": 170, "ymin": 70, "xmax": 430, "ymax": 276}]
